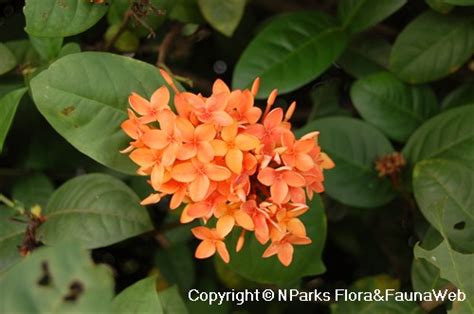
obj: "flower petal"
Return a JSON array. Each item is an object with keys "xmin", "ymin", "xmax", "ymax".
[
  {"xmin": 175, "ymin": 117, "xmax": 195, "ymax": 141},
  {"xmin": 189, "ymin": 175, "xmax": 210, "ymax": 202},
  {"xmin": 187, "ymin": 202, "xmax": 212, "ymax": 218},
  {"xmin": 320, "ymin": 152, "xmax": 335, "ymax": 169},
  {"xmin": 235, "ymin": 134, "xmax": 260, "ymax": 151},
  {"xmin": 257, "ymin": 167, "xmax": 276, "ymax": 186},
  {"xmin": 277, "ymin": 242, "xmax": 294, "ymax": 266},
  {"xmin": 282, "ymin": 171, "xmax": 306, "ymax": 187},
  {"xmin": 171, "ymin": 162, "xmax": 197, "ymax": 182},
  {"xmin": 129, "ymin": 148, "xmax": 155, "ymax": 167},
  {"xmin": 287, "ymin": 218, "xmax": 306, "ymax": 237},
  {"xmin": 140, "ymin": 193, "xmax": 161, "ymax": 205},
  {"xmin": 211, "ymin": 139, "xmax": 228, "ymax": 156},
  {"xmin": 225, "ymin": 148, "xmax": 243, "ymax": 174},
  {"xmin": 234, "ymin": 210, "xmax": 254, "ymax": 231},
  {"xmin": 264, "ymin": 108, "xmax": 283, "ymax": 129},
  {"xmin": 212, "ymin": 79, "xmax": 230, "ymax": 95},
  {"xmin": 141, "ymin": 130, "xmax": 169, "ymax": 149},
  {"xmin": 170, "ymin": 187, "xmax": 186, "ymax": 209},
  {"xmin": 215, "ymin": 241, "xmax": 230, "ymax": 263},
  {"xmin": 150, "ymin": 86, "xmax": 170, "ymax": 110},
  {"xmin": 262, "ymin": 242, "xmax": 278, "ymax": 258},
  {"xmin": 204, "ymin": 164, "xmax": 231, "ymax": 181},
  {"xmin": 195, "ymin": 123, "xmax": 216, "ymax": 142},
  {"xmin": 195, "ymin": 240, "xmax": 216, "ymax": 259},
  {"xmin": 295, "ymin": 154, "xmax": 314, "ymax": 171},
  {"xmin": 221, "ymin": 123, "xmax": 238, "ymax": 142},
  {"xmin": 217, "ymin": 215, "xmax": 235, "ymax": 238},
  {"xmin": 212, "ymin": 111, "xmax": 233, "ymax": 126},
  {"xmin": 271, "ymin": 179, "xmax": 288, "ymax": 204},
  {"xmin": 129, "ymin": 92, "xmax": 150, "ymax": 115},
  {"xmin": 191, "ymin": 226, "xmax": 213, "ymax": 240},
  {"xmin": 196, "ymin": 142, "xmax": 215, "ymax": 163},
  {"xmin": 150, "ymin": 164, "xmax": 164, "ymax": 190}
]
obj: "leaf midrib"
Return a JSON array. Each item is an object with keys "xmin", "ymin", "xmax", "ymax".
[
  {"xmin": 393, "ymin": 17, "xmax": 472, "ymax": 74},
  {"xmin": 239, "ymin": 19, "xmax": 342, "ymax": 87},
  {"xmin": 46, "ymin": 208, "xmax": 148, "ymax": 224}
]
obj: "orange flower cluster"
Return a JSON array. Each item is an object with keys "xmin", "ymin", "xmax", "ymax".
[{"xmin": 121, "ymin": 70, "xmax": 334, "ymax": 266}]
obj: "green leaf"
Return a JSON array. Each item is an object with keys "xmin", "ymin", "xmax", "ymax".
[
  {"xmin": 169, "ymin": 0, "xmax": 205, "ymax": 24},
  {"xmin": 0, "ymin": 87, "xmax": 28, "ymax": 153},
  {"xmin": 308, "ymin": 79, "xmax": 350, "ymax": 120},
  {"xmin": 224, "ymin": 195, "xmax": 326, "ymax": 284},
  {"xmin": 154, "ymin": 245, "xmax": 195, "ymax": 293},
  {"xmin": 24, "ymin": 0, "xmax": 109, "ymax": 37},
  {"xmin": 337, "ymin": 36, "xmax": 391, "ymax": 78},
  {"xmin": 414, "ymin": 239, "xmax": 474, "ymax": 312},
  {"xmin": 350, "ymin": 71, "xmax": 438, "ymax": 142},
  {"xmin": 57, "ymin": 42, "xmax": 81, "ymax": 58},
  {"xmin": 12, "ymin": 173, "xmax": 55, "ymax": 209},
  {"xmin": 331, "ymin": 274, "xmax": 423, "ymax": 314},
  {"xmin": 411, "ymin": 227, "xmax": 449, "ymax": 293},
  {"xmin": 104, "ymin": 24, "xmax": 140, "ymax": 52},
  {"xmin": 4, "ymin": 39, "xmax": 40, "ymax": 66},
  {"xmin": 443, "ymin": 0, "xmax": 474, "ymax": 5},
  {"xmin": 403, "ymin": 105, "xmax": 474, "ymax": 168},
  {"xmin": 197, "ymin": 0, "xmax": 245, "ymax": 36},
  {"xmin": 338, "ymin": 0, "xmax": 406, "ymax": 34},
  {"xmin": 298, "ymin": 117, "xmax": 396, "ymax": 208},
  {"xmin": 30, "ymin": 52, "xmax": 178, "ymax": 174},
  {"xmin": 0, "ymin": 43, "xmax": 17, "ymax": 75},
  {"xmin": 441, "ymin": 81, "xmax": 474, "ymax": 111},
  {"xmin": 0, "ymin": 244, "xmax": 114, "ymax": 313},
  {"xmin": 38, "ymin": 173, "xmax": 153, "ymax": 249},
  {"xmin": 413, "ymin": 159, "xmax": 474, "ymax": 252},
  {"xmin": 390, "ymin": 11, "xmax": 474, "ymax": 83},
  {"xmin": 0, "ymin": 206, "xmax": 24, "ymax": 273},
  {"xmin": 232, "ymin": 11, "xmax": 347, "ymax": 98},
  {"xmin": 112, "ymin": 277, "xmax": 188, "ymax": 314},
  {"xmin": 425, "ymin": 0, "xmax": 453, "ymax": 14},
  {"xmin": 29, "ymin": 36, "xmax": 64, "ymax": 61}
]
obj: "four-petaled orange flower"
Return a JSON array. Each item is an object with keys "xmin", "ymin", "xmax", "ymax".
[
  {"xmin": 120, "ymin": 71, "xmax": 334, "ymax": 266},
  {"xmin": 192, "ymin": 226, "xmax": 231, "ymax": 263}
]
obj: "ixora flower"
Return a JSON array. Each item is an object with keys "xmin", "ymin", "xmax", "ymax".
[{"xmin": 120, "ymin": 70, "xmax": 334, "ymax": 266}]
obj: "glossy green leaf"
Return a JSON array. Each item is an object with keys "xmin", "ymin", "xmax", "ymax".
[
  {"xmin": 390, "ymin": 11, "xmax": 474, "ymax": 83},
  {"xmin": 4, "ymin": 40, "xmax": 39, "ymax": 66},
  {"xmin": 0, "ymin": 244, "xmax": 114, "ymax": 313},
  {"xmin": 38, "ymin": 173, "xmax": 153, "ymax": 249},
  {"xmin": 0, "ymin": 87, "xmax": 28, "ymax": 153},
  {"xmin": 29, "ymin": 36, "xmax": 63, "ymax": 61},
  {"xmin": 331, "ymin": 274, "xmax": 423, "ymax": 314},
  {"xmin": 198, "ymin": 0, "xmax": 245, "ymax": 36},
  {"xmin": 30, "ymin": 52, "xmax": 178, "ymax": 174},
  {"xmin": 413, "ymin": 159, "xmax": 474, "ymax": 252},
  {"xmin": 350, "ymin": 71, "xmax": 438, "ymax": 142},
  {"xmin": 24, "ymin": 0, "xmax": 109, "ymax": 37},
  {"xmin": 403, "ymin": 105, "xmax": 474, "ymax": 168},
  {"xmin": 411, "ymin": 227, "xmax": 449, "ymax": 293},
  {"xmin": 232, "ymin": 11, "xmax": 347, "ymax": 98},
  {"xmin": 224, "ymin": 195, "xmax": 326, "ymax": 284},
  {"xmin": 414, "ymin": 239, "xmax": 474, "ymax": 312},
  {"xmin": 425, "ymin": 0, "xmax": 453, "ymax": 14},
  {"xmin": 308, "ymin": 79, "xmax": 350, "ymax": 120},
  {"xmin": 112, "ymin": 277, "xmax": 188, "ymax": 314},
  {"xmin": 154, "ymin": 245, "xmax": 195, "ymax": 293},
  {"xmin": 57, "ymin": 42, "xmax": 81, "ymax": 58},
  {"xmin": 0, "ymin": 206, "xmax": 24, "ymax": 273},
  {"xmin": 0, "ymin": 43, "xmax": 17, "ymax": 75},
  {"xmin": 441, "ymin": 81, "xmax": 474, "ymax": 110},
  {"xmin": 12, "ymin": 173, "xmax": 55, "ymax": 209},
  {"xmin": 338, "ymin": 0, "xmax": 406, "ymax": 34},
  {"xmin": 337, "ymin": 36, "xmax": 391, "ymax": 78},
  {"xmin": 298, "ymin": 117, "xmax": 396, "ymax": 208}
]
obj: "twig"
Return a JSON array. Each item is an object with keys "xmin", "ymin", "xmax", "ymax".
[
  {"xmin": 104, "ymin": 7, "xmax": 132, "ymax": 51},
  {"xmin": 156, "ymin": 23, "xmax": 183, "ymax": 67}
]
